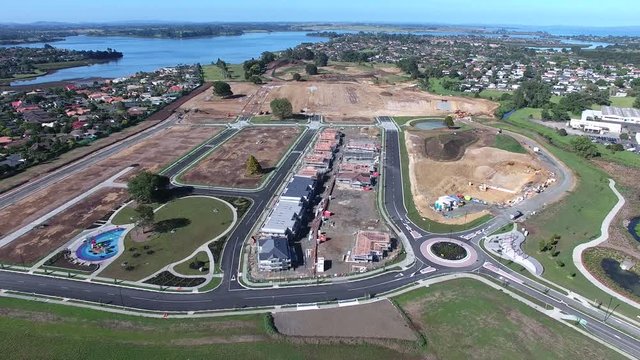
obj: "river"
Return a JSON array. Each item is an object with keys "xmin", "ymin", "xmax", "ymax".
[{"xmin": 7, "ymin": 32, "xmax": 328, "ymax": 85}]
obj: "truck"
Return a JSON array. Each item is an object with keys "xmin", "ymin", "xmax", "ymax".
[{"xmin": 510, "ymin": 210, "xmax": 523, "ymax": 220}]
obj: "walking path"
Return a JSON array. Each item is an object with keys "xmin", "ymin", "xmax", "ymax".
[
  {"xmin": 0, "ymin": 167, "xmax": 134, "ymax": 248},
  {"xmin": 572, "ymin": 179, "xmax": 640, "ymax": 308}
]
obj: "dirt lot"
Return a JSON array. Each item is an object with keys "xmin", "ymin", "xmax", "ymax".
[
  {"xmin": 0, "ymin": 125, "xmax": 218, "ymax": 238},
  {"xmin": 273, "ymin": 300, "xmax": 416, "ymax": 340},
  {"xmin": 594, "ymin": 160, "xmax": 640, "ymax": 259},
  {"xmin": 0, "ymin": 188, "xmax": 129, "ymax": 265},
  {"xmin": 255, "ymin": 81, "xmax": 496, "ymax": 121},
  {"xmin": 180, "ymin": 83, "xmax": 260, "ymax": 124},
  {"xmin": 406, "ymin": 127, "xmax": 550, "ymax": 224},
  {"xmin": 180, "ymin": 126, "xmax": 301, "ymax": 188}
]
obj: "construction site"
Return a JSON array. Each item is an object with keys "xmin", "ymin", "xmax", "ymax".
[
  {"xmin": 405, "ymin": 124, "xmax": 556, "ymax": 224},
  {"xmin": 248, "ymin": 126, "xmax": 400, "ymax": 281}
]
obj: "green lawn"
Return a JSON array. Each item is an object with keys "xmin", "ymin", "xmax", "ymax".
[
  {"xmin": 101, "ymin": 197, "xmax": 234, "ymax": 281},
  {"xmin": 173, "ymin": 251, "xmax": 210, "ymax": 276},
  {"xmin": 202, "ymin": 63, "xmax": 245, "ymax": 82},
  {"xmin": 0, "ymin": 297, "xmax": 405, "ymax": 360},
  {"xmin": 591, "ymin": 96, "xmax": 636, "ymax": 110},
  {"xmin": 393, "ymin": 278, "xmax": 625, "ymax": 360},
  {"xmin": 479, "ymin": 89, "xmax": 512, "ymax": 101},
  {"xmin": 111, "ymin": 202, "xmax": 161, "ymax": 226},
  {"xmin": 428, "ymin": 77, "xmax": 466, "ymax": 96},
  {"xmin": 496, "ymin": 108, "xmax": 639, "ymax": 317},
  {"xmin": 392, "ymin": 124, "xmax": 493, "ymax": 233},
  {"xmin": 494, "ymin": 134, "xmax": 527, "ymax": 154}
]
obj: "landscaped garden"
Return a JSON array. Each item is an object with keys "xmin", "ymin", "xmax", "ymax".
[
  {"xmin": 100, "ymin": 196, "xmax": 235, "ymax": 281},
  {"xmin": 431, "ymin": 241, "xmax": 467, "ymax": 260}
]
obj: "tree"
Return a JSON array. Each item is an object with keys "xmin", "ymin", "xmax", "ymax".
[
  {"xmin": 292, "ymin": 73, "xmax": 302, "ymax": 81},
  {"xmin": 246, "ymin": 155, "xmax": 263, "ymax": 175},
  {"xmin": 127, "ymin": 171, "xmax": 169, "ymax": 204},
  {"xmin": 212, "ymin": 81, "xmax": 233, "ymax": 97},
  {"xmin": 571, "ymin": 136, "xmax": 600, "ymax": 158},
  {"xmin": 541, "ymin": 108, "xmax": 551, "ymax": 120},
  {"xmin": 135, "ymin": 204, "xmax": 155, "ymax": 233},
  {"xmin": 314, "ymin": 52, "xmax": 329, "ymax": 67},
  {"xmin": 614, "ymin": 78, "xmax": 625, "ymax": 88},
  {"xmin": 270, "ymin": 98, "xmax": 293, "ymax": 119},
  {"xmin": 249, "ymin": 75, "xmax": 263, "ymax": 84},
  {"xmin": 443, "ymin": 115, "xmax": 455, "ymax": 128},
  {"xmin": 606, "ymin": 143, "xmax": 624, "ymax": 152},
  {"xmin": 556, "ymin": 128, "xmax": 568, "ymax": 136},
  {"xmin": 305, "ymin": 63, "xmax": 318, "ymax": 75},
  {"xmin": 634, "ymin": 96, "xmax": 640, "ymax": 109},
  {"xmin": 620, "ymin": 133, "xmax": 629, "ymax": 140},
  {"xmin": 513, "ymin": 81, "xmax": 552, "ymax": 109}
]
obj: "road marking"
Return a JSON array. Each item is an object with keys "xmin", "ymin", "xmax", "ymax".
[{"xmin": 244, "ymin": 291, "xmax": 326, "ymax": 300}]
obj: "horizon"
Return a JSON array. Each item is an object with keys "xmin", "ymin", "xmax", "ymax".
[{"xmin": 4, "ymin": 0, "xmax": 640, "ymax": 27}]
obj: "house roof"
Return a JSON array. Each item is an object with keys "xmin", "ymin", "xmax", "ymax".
[
  {"xmin": 282, "ymin": 176, "xmax": 315, "ymax": 199},
  {"xmin": 261, "ymin": 200, "xmax": 302, "ymax": 234},
  {"xmin": 258, "ymin": 236, "xmax": 291, "ymax": 261}
]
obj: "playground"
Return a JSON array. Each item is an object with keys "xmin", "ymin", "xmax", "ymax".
[{"xmin": 99, "ymin": 196, "xmax": 235, "ymax": 281}]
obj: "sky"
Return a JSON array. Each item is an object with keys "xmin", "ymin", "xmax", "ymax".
[{"xmin": 4, "ymin": 0, "xmax": 640, "ymax": 27}]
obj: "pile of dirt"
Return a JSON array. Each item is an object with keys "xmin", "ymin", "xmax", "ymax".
[{"xmin": 424, "ymin": 131, "xmax": 478, "ymax": 161}]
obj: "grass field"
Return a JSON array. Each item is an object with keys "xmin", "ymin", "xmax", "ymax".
[
  {"xmin": 101, "ymin": 197, "xmax": 234, "ymax": 281},
  {"xmin": 0, "ymin": 297, "xmax": 404, "ymax": 360},
  {"xmin": 392, "ymin": 124, "xmax": 493, "ymax": 233},
  {"xmin": 111, "ymin": 202, "xmax": 161, "ymax": 226},
  {"xmin": 494, "ymin": 134, "xmax": 527, "ymax": 153},
  {"xmin": 202, "ymin": 63, "xmax": 245, "ymax": 82},
  {"xmin": 393, "ymin": 278, "xmax": 625, "ymax": 360},
  {"xmin": 496, "ymin": 108, "xmax": 639, "ymax": 317},
  {"xmin": 173, "ymin": 251, "xmax": 210, "ymax": 276},
  {"xmin": 479, "ymin": 89, "xmax": 512, "ymax": 101},
  {"xmin": 591, "ymin": 96, "xmax": 636, "ymax": 109}
]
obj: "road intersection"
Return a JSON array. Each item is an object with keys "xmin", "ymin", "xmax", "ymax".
[{"xmin": 0, "ymin": 114, "xmax": 638, "ymax": 357}]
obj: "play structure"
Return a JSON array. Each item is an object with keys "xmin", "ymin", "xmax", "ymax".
[{"xmin": 74, "ymin": 227, "xmax": 125, "ymax": 262}]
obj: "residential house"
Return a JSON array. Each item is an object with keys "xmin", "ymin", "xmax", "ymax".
[
  {"xmin": 258, "ymin": 236, "xmax": 292, "ymax": 271},
  {"xmin": 350, "ymin": 231, "xmax": 392, "ymax": 262}
]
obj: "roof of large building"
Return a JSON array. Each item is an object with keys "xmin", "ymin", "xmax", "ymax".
[
  {"xmin": 258, "ymin": 236, "xmax": 291, "ymax": 261},
  {"xmin": 261, "ymin": 200, "xmax": 303, "ymax": 234},
  {"xmin": 602, "ymin": 106, "xmax": 640, "ymax": 118},
  {"xmin": 282, "ymin": 176, "xmax": 315, "ymax": 199}
]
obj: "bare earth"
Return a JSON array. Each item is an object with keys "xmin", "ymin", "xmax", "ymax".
[
  {"xmin": 180, "ymin": 126, "xmax": 301, "ymax": 188},
  {"xmin": 405, "ymin": 127, "xmax": 549, "ymax": 224},
  {"xmin": 0, "ymin": 125, "xmax": 218, "ymax": 239},
  {"xmin": 180, "ymin": 83, "xmax": 260, "ymax": 124},
  {"xmin": 256, "ymin": 81, "xmax": 497, "ymax": 121},
  {"xmin": 273, "ymin": 300, "xmax": 417, "ymax": 340},
  {"xmin": 0, "ymin": 188, "xmax": 129, "ymax": 264}
]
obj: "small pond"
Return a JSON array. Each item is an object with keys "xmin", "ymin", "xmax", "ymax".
[
  {"xmin": 601, "ymin": 258, "xmax": 640, "ymax": 298},
  {"xmin": 626, "ymin": 217, "xmax": 640, "ymax": 243},
  {"xmin": 413, "ymin": 120, "xmax": 445, "ymax": 130}
]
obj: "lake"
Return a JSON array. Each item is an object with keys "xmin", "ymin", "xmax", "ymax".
[{"xmin": 8, "ymin": 32, "xmax": 328, "ymax": 85}]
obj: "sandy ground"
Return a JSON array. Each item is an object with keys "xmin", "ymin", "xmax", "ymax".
[
  {"xmin": 593, "ymin": 160, "xmax": 640, "ymax": 259},
  {"xmin": 0, "ymin": 188, "xmax": 129, "ymax": 265},
  {"xmin": 0, "ymin": 125, "xmax": 218, "ymax": 239},
  {"xmin": 273, "ymin": 300, "xmax": 416, "ymax": 340},
  {"xmin": 180, "ymin": 83, "xmax": 260, "ymax": 124},
  {"xmin": 181, "ymin": 126, "xmax": 301, "ymax": 188},
  {"xmin": 405, "ymin": 128, "xmax": 548, "ymax": 224},
  {"xmin": 257, "ymin": 81, "xmax": 496, "ymax": 120}
]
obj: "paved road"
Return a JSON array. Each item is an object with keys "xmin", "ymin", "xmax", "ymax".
[{"xmin": 0, "ymin": 115, "xmax": 638, "ymax": 357}]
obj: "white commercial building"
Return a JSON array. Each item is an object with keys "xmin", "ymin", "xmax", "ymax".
[{"xmin": 569, "ymin": 108, "xmax": 632, "ymax": 134}]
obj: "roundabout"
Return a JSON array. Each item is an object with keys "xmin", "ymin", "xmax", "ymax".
[{"xmin": 420, "ymin": 237, "xmax": 479, "ymax": 268}]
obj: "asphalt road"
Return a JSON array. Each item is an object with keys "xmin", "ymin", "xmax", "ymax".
[{"xmin": 0, "ymin": 115, "xmax": 638, "ymax": 357}]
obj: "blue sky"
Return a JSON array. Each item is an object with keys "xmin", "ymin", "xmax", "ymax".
[{"xmin": 5, "ymin": 0, "xmax": 640, "ymax": 27}]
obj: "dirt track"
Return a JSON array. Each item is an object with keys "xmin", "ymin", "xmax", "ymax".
[
  {"xmin": 0, "ymin": 188, "xmax": 129, "ymax": 264},
  {"xmin": 273, "ymin": 300, "xmax": 416, "ymax": 340},
  {"xmin": 0, "ymin": 125, "xmax": 218, "ymax": 238},
  {"xmin": 180, "ymin": 127, "xmax": 301, "ymax": 188}
]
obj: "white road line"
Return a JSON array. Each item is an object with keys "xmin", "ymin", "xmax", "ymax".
[{"xmin": 244, "ymin": 291, "xmax": 326, "ymax": 300}]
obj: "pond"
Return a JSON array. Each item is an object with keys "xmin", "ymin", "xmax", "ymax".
[
  {"xmin": 601, "ymin": 258, "xmax": 640, "ymax": 297},
  {"xmin": 626, "ymin": 217, "xmax": 640, "ymax": 243},
  {"xmin": 413, "ymin": 120, "xmax": 445, "ymax": 130}
]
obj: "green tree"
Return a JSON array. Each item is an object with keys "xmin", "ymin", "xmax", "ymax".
[
  {"xmin": 556, "ymin": 128, "xmax": 568, "ymax": 136},
  {"xmin": 246, "ymin": 155, "xmax": 263, "ymax": 175},
  {"xmin": 634, "ymin": 96, "xmax": 640, "ymax": 109},
  {"xmin": 513, "ymin": 81, "xmax": 552, "ymax": 109},
  {"xmin": 571, "ymin": 136, "xmax": 600, "ymax": 158},
  {"xmin": 249, "ymin": 75, "xmax": 263, "ymax": 84},
  {"xmin": 127, "ymin": 171, "xmax": 169, "ymax": 204},
  {"xmin": 443, "ymin": 115, "xmax": 455, "ymax": 128},
  {"xmin": 305, "ymin": 63, "xmax": 318, "ymax": 75},
  {"xmin": 314, "ymin": 52, "xmax": 329, "ymax": 67},
  {"xmin": 620, "ymin": 133, "xmax": 629, "ymax": 140},
  {"xmin": 270, "ymin": 98, "xmax": 293, "ymax": 119},
  {"xmin": 541, "ymin": 108, "xmax": 551, "ymax": 120},
  {"xmin": 135, "ymin": 204, "xmax": 155, "ymax": 233},
  {"xmin": 212, "ymin": 81, "xmax": 233, "ymax": 97},
  {"xmin": 606, "ymin": 143, "xmax": 624, "ymax": 152},
  {"xmin": 292, "ymin": 73, "xmax": 302, "ymax": 81}
]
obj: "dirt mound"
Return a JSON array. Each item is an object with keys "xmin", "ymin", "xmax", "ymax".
[{"xmin": 424, "ymin": 131, "xmax": 478, "ymax": 161}]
